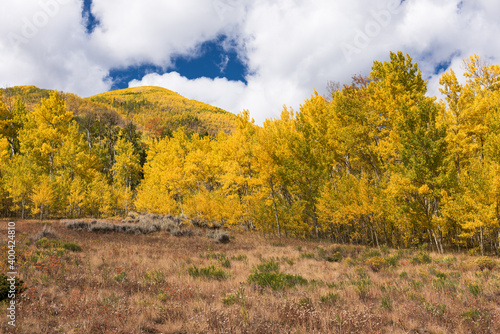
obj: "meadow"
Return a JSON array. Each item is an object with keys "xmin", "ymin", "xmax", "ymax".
[{"xmin": 0, "ymin": 218, "xmax": 499, "ymax": 334}]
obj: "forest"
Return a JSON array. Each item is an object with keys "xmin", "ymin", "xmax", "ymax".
[{"xmin": 1, "ymin": 51, "xmax": 500, "ymax": 255}]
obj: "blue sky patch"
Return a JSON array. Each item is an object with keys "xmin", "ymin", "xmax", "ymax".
[
  {"xmin": 108, "ymin": 35, "xmax": 248, "ymax": 91},
  {"xmin": 82, "ymin": 0, "xmax": 100, "ymax": 34}
]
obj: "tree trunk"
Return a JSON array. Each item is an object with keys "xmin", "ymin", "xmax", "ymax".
[
  {"xmin": 480, "ymin": 226, "xmax": 484, "ymax": 256},
  {"xmin": 270, "ymin": 181, "xmax": 281, "ymax": 238}
]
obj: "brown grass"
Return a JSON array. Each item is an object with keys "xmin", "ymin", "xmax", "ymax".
[{"xmin": 0, "ymin": 219, "xmax": 499, "ymax": 333}]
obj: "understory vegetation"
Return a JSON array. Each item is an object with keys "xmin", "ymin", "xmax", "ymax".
[{"xmin": 1, "ymin": 221, "xmax": 499, "ymax": 333}]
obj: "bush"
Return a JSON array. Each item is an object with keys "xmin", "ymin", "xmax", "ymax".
[
  {"xmin": 214, "ymin": 231, "xmax": 230, "ymax": 244},
  {"xmin": 256, "ymin": 259, "xmax": 280, "ymax": 273},
  {"xmin": 89, "ymin": 221, "xmax": 115, "ymax": 233},
  {"xmin": 326, "ymin": 252, "xmax": 343, "ymax": 262},
  {"xmin": 30, "ymin": 225, "xmax": 58, "ymax": 242},
  {"xmin": 248, "ymin": 271, "xmax": 307, "ymax": 291},
  {"xmin": 362, "ymin": 248, "xmax": 381, "ymax": 259},
  {"xmin": 320, "ymin": 292, "xmax": 339, "ymax": 305},
  {"xmin": 474, "ymin": 257, "xmax": 496, "ymax": 271},
  {"xmin": 35, "ymin": 238, "xmax": 82, "ymax": 252},
  {"xmin": 366, "ymin": 256, "xmax": 387, "ymax": 272},
  {"xmin": 0, "ymin": 274, "xmax": 26, "ymax": 302},
  {"xmin": 62, "ymin": 242, "xmax": 82, "ymax": 252},
  {"xmin": 188, "ymin": 265, "xmax": 229, "ymax": 280},
  {"xmin": 222, "ymin": 293, "xmax": 237, "ymax": 306},
  {"xmin": 63, "ymin": 220, "xmax": 90, "ymax": 231},
  {"xmin": 411, "ymin": 251, "xmax": 432, "ymax": 264}
]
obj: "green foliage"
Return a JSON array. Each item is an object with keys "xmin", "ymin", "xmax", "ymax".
[
  {"xmin": 248, "ymin": 259, "xmax": 307, "ymax": 290},
  {"xmin": 222, "ymin": 293, "xmax": 237, "ymax": 306},
  {"xmin": 467, "ymin": 281, "xmax": 482, "ymax": 296},
  {"xmin": 35, "ymin": 237, "xmax": 82, "ymax": 252},
  {"xmin": 113, "ymin": 271, "xmax": 128, "ymax": 282},
  {"xmin": 381, "ymin": 295, "xmax": 393, "ymax": 311},
  {"xmin": 187, "ymin": 265, "xmax": 229, "ymax": 280},
  {"xmin": 0, "ymin": 274, "xmax": 26, "ymax": 302},
  {"xmin": 411, "ymin": 252, "xmax": 432, "ymax": 264},
  {"xmin": 247, "ymin": 271, "xmax": 308, "ymax": 291},
  {"xmin": 320, "ymin": 292, "xmax": 339, "ymax": 305},
  {"xmin": 366, "ymin": 256, "xmax": 387, "ymax": 272},
  {"xmin": 256, "ymin": 259, "xmax": 280, "ymax": 273},
  {"xmin": 474, "ymin": 257, "xmax": 496, "ymax": 271}
]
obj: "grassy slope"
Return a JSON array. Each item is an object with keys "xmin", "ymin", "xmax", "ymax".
[{"xmin": 1, "ymin": 220, "xmax": 499, "ymax": 333}]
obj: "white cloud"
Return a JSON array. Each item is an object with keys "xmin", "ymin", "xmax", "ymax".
[
  {"xmin": 129, "ymin": 72, "xmax": 247, "ymax": 116},
  {"xmin": 1, "ymin": 0, "xmax": 500, "ymax": 123}
]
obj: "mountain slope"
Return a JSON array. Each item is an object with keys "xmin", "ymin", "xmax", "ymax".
[
  {"xmin": 87, "ymin": 86, "xmax": 237, "ymax": 136},
  {"xmin": 1, "ymin": 85, "xmax": 237, "ymax": 138}
]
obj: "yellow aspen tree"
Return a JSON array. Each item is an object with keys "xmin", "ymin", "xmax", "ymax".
[{"xmin": 31, "ymin": 176, "xmax": 54, "ymax": 220}]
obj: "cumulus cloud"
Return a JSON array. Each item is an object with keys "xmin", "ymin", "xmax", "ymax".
[{"xmin": 1, "ymin": 0, "xmax": 500, "ymax": 123}]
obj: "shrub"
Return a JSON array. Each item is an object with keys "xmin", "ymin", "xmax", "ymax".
[
  {"xmin": 89, "ymin": 221, "xmax": 115, "ymax": 233},
  {"xmin": 326, "ymin": 252, "xmax": 342, "ymax": 262},
  {"xmin": 300, "ymin": 252, "xmax": 315, "ymax": 259},
  {"xmin": 247, "ymin": 271, "xmax": 307, "ymax": 291},
  {"xmin": 366, "ymin": 256, "xmax": 387, "ymax": 272},
  {"xmin": 62, "ymin": 242, "xmax": 82, "ymax": 252},
  {"xmin": 0, "ymin": 274, "xmax": 26, "ymax": 302},
  {"xmin": 362, "ymin": 248, "xmax": 381, "ymax": 259},
  {"xmin": 31, "ymin": 225, "xmax": 58, "ymax": 242},
  {"xmin": 411, "ymin": 251, "xmax": 432, "ymax": 264},
  {"xmin": 381, "ymin": 295, "xmax": 393, "ymax": 311},
  {"xmin": 256, "ymin": 259, "xmax": 280, "ymax": 273},
  {"xmin": 214, "ymin": 231, "xmax": 230, "ymax": 244},
  {"xmin": 35, "ymin": 238, "xmax": 82, "ymax": 252},
  {"xmin": 467, "ymin": 281, "xmax": 482, "ymax": 296},
  {"xmin": 222, "ymin": 293, "xmax": 237, "ymax": 306},
  {"xmin": 113, "ymin": 271, "xmax": 128, "ymax": 282},
  {"xmin": 474, "ymin": 256, "xmax": 496, "ymax": 271},
  {"xmin": 63, "ymin": 220, "xmax": 89, "ymax": 231},
  {"xmin": 172, "ymin": 229, "xmax": 194, "ymax": 237},
  {"xmin": 385, "ymin": 254, "xmax": 399, "ymax": 267},
  {"xmin": 320, "ymin": 292, "xmax": 339, "ymax": 305},
  {"xmin": 188, "ymin": 265, "xmax": 229, "ymax": 280}
]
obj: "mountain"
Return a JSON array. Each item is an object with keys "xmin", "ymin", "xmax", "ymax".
[
  {"xmin": 0, "ymin": 85, "xmax": 237, "ymax": 137},
  {"xmin": 87, "ymin": 86, "xmax": 237, "ymax": 137}
]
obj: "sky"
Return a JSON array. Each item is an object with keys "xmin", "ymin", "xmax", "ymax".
[{"xmin": 1, "ymin": 0, "xmax": 499, "ymax": 124}]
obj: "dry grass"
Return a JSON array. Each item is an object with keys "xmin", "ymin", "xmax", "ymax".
[{"xmin": 0, "ymin": 219, "xmax": 499, "ymax": 333}]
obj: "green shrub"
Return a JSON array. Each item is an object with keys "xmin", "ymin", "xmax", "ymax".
[
  {"xmin": 113, "ymin": 271, "xmax": 128, "ymax": 282},
  {"xmin": 62, "ymin": 242, "xmax": 82, "ymax": 252},
  {"xmin": 385, "ymin": 254, "xmax": 399, "ymax": 267},
  {"xmin": 467, "ymin": 281, "xmax": 482, "ymax": 296},
  {"xmin": 411, "ymin": 251, "xmax": 432, "ymax": 264},
  {"xmin": 0, "ymin": 274, "xmax": 26, "ymax": 302},
  {"xmin": 300, "ymin": 252, "xmax": 315, "ymax": 259},
  {"xmin": 320, "ymin": 292, "xmax": 339, "ymax": 305},
  {"xmin": 222, "ymin": 293, "xmax": 237, "ymax": 306},
  {"xmin": 247, "ymin": 271, "xmax": 307, "ymax": 291},
  {"xmin": 366, "ymin": 256, "xmax": 387, "ymax": 272},
  {"xmin": 188, "ymin": 265, "xmax": 229, "ymax": 280},
  {"xmin": 381, "ymin": 295, "xmax": 393, "ymax": 310},
  {"xmin": 256, "ymin": 259, "xmax": 280, "ymax": 273},
  {"xmin": 461, "ymin": 308, "xmax": 489, "ymax": 322},
  {"xmin": 327, "ymin": 252, "xmax": 342, "ymax": 262},
  {"xmin": 231, "ymin": 254, "xmax": 248, "ymax": 262},
  {"xmin": 362, "ymin": 248, "xmax": 381, "ymax": 259},
  {"xmin": 474, "ymin": 257, "xmax": 496, "ymax": 271},
  {"xmin": 35, "ymin": 238, "xmax": 81, "ymax": 252}
]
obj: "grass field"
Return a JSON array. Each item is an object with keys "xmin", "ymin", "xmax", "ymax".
[{"xmin": 1, "ymin": 219, "xmax": 499, "ymax": 333}]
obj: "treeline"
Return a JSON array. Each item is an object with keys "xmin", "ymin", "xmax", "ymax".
[{"xmin": 1, "ymin": 52, "xmax": 500, "ymax": 255}]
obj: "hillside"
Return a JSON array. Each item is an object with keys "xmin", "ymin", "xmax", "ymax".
[
  {"xmin": 0, "ymin": 85, "xmax": 237, "ymax": 138},
  {"xmin": 87, "ymin": 86, "xmax": 237, "ymax": 136}
]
